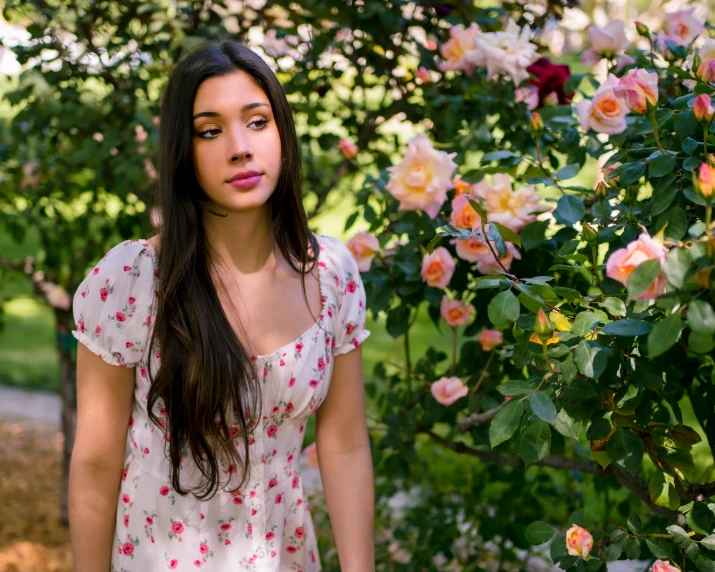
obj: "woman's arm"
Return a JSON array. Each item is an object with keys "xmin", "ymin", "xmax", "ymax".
[
  {"xmin": 315, "ymin": 346, "xmax": 375, "ymax": 572},
  {"xmin": 70, "ymin": 343, "xmax": 135, "ymax": 572}
]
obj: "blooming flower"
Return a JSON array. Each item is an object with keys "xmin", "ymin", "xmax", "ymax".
[
  {"xmin": 478, "ymin": 329, "xmax": 503, "ymax": 351},
  {"xmin": 526, "ymin": 57, "xmax": 573, "ymax": 107},
  {"xmin": 473, "ymin": 174, "xmax": 547, "ymax": 233},
  {"xmin": 420, "ymin": 247, "xmax": 456, "ymax": 289},
  {"xmin": 346, "ymin": 232, "xmax": 380, "ymax": 272},
  {"xmin": 471, "ymin": 19, "xmax": 540, "ymax": 85},
  {"xmin": 450, "ymin": 194, "xmax": 482, "ymax": 230},
  {"xmin": 658, "ymin": 8, "xmax": 704, "ymax": 49},
  {"xmin": 386, "ymin": 133, "xmax": 457, "ymax": 219},
  {"xmin": 581, "ymin": 20, "xmax": 629, "ymax": 61},
  {"xmin": 566, "ymin": 525, "xmax": 593, "ymax": 557},
  {"xmin": 651, "ymin": 560, "xmax": 681, "ymax": 572},
  {"xmin": 440, "ymin": 295, "xmax": 475, "ymax": 327},
  {"xmin": 606, "ymin": 231, "xmax": 668, "ymax": 300},
  {"xmin": 338, "ymin": 138, "xmax": 358, "ymax": 159},
  {"xmin": 575, "ymin": 74, "xmax": 630, "ymax": 135},
  {"xmin": 439, "ymin": 23, "xmax": 482, "ymax": 75},
  {"xmin": 431, "ymin": 377, "xmax": 469, "ymax": 406},
  {"xmin": 698, "ymin": 59, "xmax": 715, "ymax": 84},
  {"xmin": 613, "ymin": 68, "xmax": 659, "ymax": 115},
  {"xmin": 515, "ymin": 86, "xmax": 539, "ymax": 111}
]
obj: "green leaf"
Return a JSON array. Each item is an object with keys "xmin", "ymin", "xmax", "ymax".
[
  {"xmin": 488, "ymin": 290, "xmax": 520, "ymax": 329},
  {"xmin": 649, "ymin": 154, "xmax": 677, "ymax": 178},
  {"xmin": 689, "ymin": 332, "xmax": 715, "ymax": 354},
  {"xmin": 521, "ymin": 220, "xmax": 550, "ymax": 251},
  {"xmin": 667, "ymin": 525, "xmax": 690, "ymax": 544},
  {"xmin": 656, "ymin": 206, "xmax": 687, "ymax": 240},
  {"xmin": 606, "ymin": 427, "xmax": 644, "ymax": 476},
  {"xmin": 695, "ymin": 556, "xmax": 715, "ymax": 572},
  {"xmin": 572, "ymin": 310, "xmax": 608, "ymax": 336},
  {"xmin": 575, "ymin": 340, "xmax": 608, "ymax": 379},
  {"xmin": 530, "ymin": 391, "xmax": 558, "ymax": 424},
  {"xmin": 554, "ymin": 195, "xmax": 586, "ymax": 226},
  {"xmin": 684, "ymin": 156, "xmax": 701, "ymax": 171},
  {"xmin": 491, "ymin": 221, "xmax": 521, "ymax": 247},
  {"xmin": 619, "ymin": 162, "xmax": 647, "ymax": 185},
  {"xmin": 649, "ymin": 471, "xmax": 680, "ymax": 510},
  {"xmin": 682, "ymin": 137, "xmax": 699, "ymax": 155},
  {"xmin": 688, "ymin": 301, "xmax": 715, "ymax": 335},
  {"xmin": 482, "ymin": 150, "xmax": 517, "ymax": 162},
  {"xmin": 625, "ymin": 536, "xmax": 642, "ymax": 559},
  {"xmin": 489, "ymin": 400, "xmax": 525, "ymax": 448},
  {"xmin": 701, "ymin": 536, "xmax": 715, "ymax": 551},
  {"xmin": 627, "ymin": 514, "xmax": 642, "ymax": 533},
  {"xmin": 497, "ymin": 380, "xmax": 533, "ymax": 396},
  {"xmin": 555, "ymin": 163, "xmax": 581, "ymax": 181},
  {"xmin": 487, "ymin": 223, "xmax": 508, "ymax": 258},
  {"xmin": 648, "ymin": 313, "xmax": 683, "ymax": 358},
  {"xmin": 518, "ymin": 421, "xmax": 552, "ymax": 466},
  {"xmin": 687, "ymin": 502, "xmax": 713, "ymax": 536},
  {"xmin": 605, "ymin": 544, "xmax": 623, "ymax": 561},
  {"xmin": 525, "ymin": 521, "xmax": 556, "ymax": 545},
  {"xmin": 554, "ymin": 408, "xmax": 582, "ymax": 439},
  {"xmin": 600, "ymin": 320, "xmax": 652, "ymax": 337},
  {"xmin": 651, "ymin": 183, "xmax": 678, "ymax": 217},
  {"xmin": 626, "ymin": 259, "xmax": 662, "ymax": 300},
  {"xmin": 646, "ymin": 538, "xmax": 672, "ymax": 560},
  {"xmin": 664, "ymin": 248, "xmax": 691, "ymax": 288},
  {"xmin": 675, "ymin": 109, "xmax": 698, "ymax": 139},
  {"xmin": 550, "ymin": 533, "xmax": 569, "ymax": 564},
  {"xmin": 598, "ymin": 297, "xmax": 627, "ymax": 318}
]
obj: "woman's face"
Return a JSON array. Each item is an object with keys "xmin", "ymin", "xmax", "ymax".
[{"xmin": 192, "ymin": 71, "xmax": 282, "ymax": 213}]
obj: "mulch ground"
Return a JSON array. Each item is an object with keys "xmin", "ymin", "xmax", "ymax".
[{"xmin": 0, "ymin": 420, "xmax": 73, "ymax": 572}]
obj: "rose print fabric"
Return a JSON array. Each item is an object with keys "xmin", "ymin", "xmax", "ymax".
[{"xmin": 71, "ymin": 233, "xmax": 370, "ymax": 571}]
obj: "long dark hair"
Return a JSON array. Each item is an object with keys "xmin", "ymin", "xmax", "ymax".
[{"xmin": 146, "ymin": 40, "xmax": 319, "ymax": 500}]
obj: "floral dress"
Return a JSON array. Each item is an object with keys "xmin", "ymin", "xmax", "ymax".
[{"xmin": 71, "ymin": 233, "xmax": 370, "ymax": 571}]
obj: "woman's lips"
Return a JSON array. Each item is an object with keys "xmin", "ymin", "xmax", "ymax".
[{"xmin": 227, "ymin": 175, "xmax": 262, "ymax": 188}]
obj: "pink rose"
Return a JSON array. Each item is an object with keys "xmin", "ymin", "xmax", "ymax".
[
  {"xmin": 473, "ymin": 174, "xmax": 547, "ymax": 233},
  {"xmin": 115, "ymin": 311, "xmax": 126, "ymax": 322},
  {"xmin": 696, "ymin": 163, "xmax": 715, "ymax": 198},
  {"xmin": 221, "ymin": 522, "xmax": 231, "ymax": 531},
  {"xmin": 317, "ymin": 357, "xmax": 325, "ymax": 371},
  {"xmin": 478, "ymin": 329, "xmax": 503, "ymax": 351},
  {"xmin": 346, "ymin": 232, "xmax": 380, "ymax": 272},
  {"xmin": 661, "ymin": 8, "xmax": 704, "ymax": 46},
  {"xmin": 420, "ymin": 247, "xmax": 456, "ymax": 289},
  {"xmin": 345, "ymin": 280, "xmax": 357, "ymax": 293},
  {"xmin": 268, "ymin": 478, "xmax": 278, "ymax": 489},
  {"xmin": 514, "ymin": 86, "xmax": 539, "ymax": 110},
  {"xmin": 286, "ymin": 546, "xmax": 297, "ymax": 554},
  {"xmin": 338, "ymin": 139, "xmax": 358, "ymax": 159},
  {"xmin": 122, "ymin": 542, "xmax": 134, "ymax": 556},
  {"xmin": 92, "ymin": 267, "xmax": 100, "ymax": 275},
  {"xmin": 386, "ymin": 133, "xmax": 457, "ymax": 219},
  {"xmin": 652, "ymin": 560, "xmax": 681, "ymax": 572},
  {"xmin": 440, "ymin": 296, "xmax": 475, "ymax": 327},
  {"xmin": 431, "ymin": 376, "xmax": 469, "ymax": 406},
  {"xmin": 566, "ymin": 524, "xmax": 593, "ymax": 558},
  {"xmin": 128, "ymin": 296, "xmax": 136, "ymax": 305},
  {"xmin": 693, "ymin": 94, "xmax": 715, "ymax": 123},
  {"xmin": 171, "ymin": 521, "xmax": 184, "ymax": 534},
  {"xmin": 122, "ymin": 494, "xmax": 130, "ymax": 504},
  {"xmin": 295, "ymin": 527, "xmax": 305, "ymax": 539},
  {"xmin": 266, "ymin": 531, "xmax": 275, "ymax": 541},
  {"xmin": 275, "ymin": 493, "xmax": 282, "ymax": 504},
  {"xmin": 575, "ymin": 74, "xmax": 630, "ymax": 134},
  {"xmin": 303, "ymin": 442, "xmax": 319, "ymax": 470},
  {"xmin": 416, "ymin": 66, "xmax": 431, "ymax": 83},
  {"xmin": 439, "ymin": 23, "xmax": 482, "ymax": 75},
  {"xmin": 193, "ymin": 560, "xmax": 201, "ymax": 568},
  {"xmin": 99, "ymin": 287, "xmax": 109, "ymax": 302},
  {"xmin": 146, "ymin": 516, "xmax": 153, "ymax": 524},
  {"xmin": 247, "ymin": 523, "xmax": 253, "ymax": 534},
  {"xmin": 200, "ymin": 543, "xmax": 209, "ymax": 554},
  {"xmin": 170, "ymin": 560, "xmax": 178, "ymax": 569},
  {"xmin": 292, "ymin": 476, "xmax": 300, "ymax": 488},
  {"xmin": 95, "ymin": 324, "xmax": 102, "ymax": 335},
  {"xmin": 698, "ymin": 59, "xmax": 715, "ymax": 84},
  {"xmin": 285, "ymin": 402, "xmax": 294, "ymax": 414},
  {"xmin": 613, "ymin": 68, "xmax": 659, "ymax": 115},
  {"xmin": 123, "ymin": 514, "xmax": 129, "ymax": 527},
  {"xmin": 580, "ymin": 20, "xmax": 629, "ymax": 67},
  {"xmin": 266, "ymin": 425, "xmax": 278, "ymax": 438},
  {"xmin": 606, "ymin": 231, "xmax": 667, "ymax": 300},
  {"xmin": 450, "ymin": 194, "xmax": 482, "ymax": 230}
]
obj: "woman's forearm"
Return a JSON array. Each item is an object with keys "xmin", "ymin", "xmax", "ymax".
[
  {"xmin": 318, "ymin": 444, "xmax": 375, "ymax": 572},
  {"xmin": 69, "ymin": 459, "xmax": 121, "ymax": 572}
]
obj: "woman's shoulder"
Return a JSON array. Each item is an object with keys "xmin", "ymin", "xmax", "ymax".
[
  {"xmin": 94, "ymin": 238, "xmax": 157, "ymax": 276},
  {"xmin": 314, "ymin": 233, "xmax": 354, "ymax": 271}
]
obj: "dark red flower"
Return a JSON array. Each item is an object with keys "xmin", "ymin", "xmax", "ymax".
[{"xmin": 527, "ymin": 57, "xmax": 573, "ymax": 107}]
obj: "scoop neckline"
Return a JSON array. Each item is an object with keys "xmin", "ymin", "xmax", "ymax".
[{"xmin": 137, "ymin": 234, "xmax": 328, "ymax": 363}]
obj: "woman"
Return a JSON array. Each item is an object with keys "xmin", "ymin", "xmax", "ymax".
[{"xmin": 69, "ymin": 40, "xmax": 375, "ymax": 571}]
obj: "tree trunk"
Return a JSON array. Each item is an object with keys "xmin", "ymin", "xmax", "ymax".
[{"xmin": 55, "ymin": 309, "xmax": 77, "ymax": 527}]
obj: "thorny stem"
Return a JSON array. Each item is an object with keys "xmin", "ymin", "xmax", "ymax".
[{"xmin": 648, "ymin": 113, "xmax": 668, "ymax": 155}]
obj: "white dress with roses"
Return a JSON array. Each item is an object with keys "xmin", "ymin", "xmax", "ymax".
[{"xmin": 71, "ymin": 233, "xmax": 370, "ymax": 572}]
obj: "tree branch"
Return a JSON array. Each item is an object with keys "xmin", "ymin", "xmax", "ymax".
[{"xmin": 457, "ymin": 403, "xmax": 505, "ymax": 432}]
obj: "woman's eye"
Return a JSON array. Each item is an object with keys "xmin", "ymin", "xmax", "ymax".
[
  {"xmin": 250, "ymin": 118, "xmax": 269, "ymax": 130},
  {"xmin": 197, "ymin": 128, "xmax": 221, "ymax": 139}
]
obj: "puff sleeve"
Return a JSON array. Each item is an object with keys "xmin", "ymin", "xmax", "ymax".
[
  {"xmin": 71, "ymin": 239, "xmax": 157, "ymax": 368},
  {"xmin": 327, "ymin": 237, "xmax": 371, "ymax": 356}
]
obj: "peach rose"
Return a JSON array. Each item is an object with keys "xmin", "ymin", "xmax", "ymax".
[
  {"xmin": 473, "ymin": 174, "xmax": 547, "ymax": 233},
  {"xmin": 339, "ymin": 139, "xmax": 358, "ymax": 159},
  {"xmin": 651, "ymin": 560, "xmax": 680, "ymax": 572},
  {"xmin": 386, "ymin": 133, "xmax": 458, "ymax": 219},
  {"xmin": 580, "ymin": 20, "xmax": 629, "ymax": 65},
  {"xmin": 566, "ymin": 525, "xmax": 593, "ymax": 557},
  {"xmin": 694, "ymin": 94, "xmax": 715, "ymax": 123},
  {"xmin": 416, "ymin": 66, "xmax": 431, "ymax": 83},
  {"xmin": 478, "ymin": 329, "xmax": 503, "ymax": 351},
  {"xmin": 449, "ymin": 235, "xmax": 521, "ymax": 274},
  {"xmin": 698, "ymin": 59, "xmax": 715, "ymax": 84},
  {"xmin": 696, "ymin": 163, "xmax": 715, "ymax": 198},
  {"xmin": 302, "ymin": 443, "xmax": 319, "ymax": 470},
  {"xmin": 474, "ymin": 241, "xmax": 521, "ymax": 275},
  {"xmin": 440, "ymin": 295, "xmax": 475, "ymax": 327},
  {"xmin": 450, "ymin": 194, "xmax": 482, "ymax": 230},
  {"xmin": 515, "ymin": 86, "xmax": 539, "ymax": 111},
  {"xmin": 346, "ymin": 232, "xmax": 380, "ymax": 272},
  {"xmin": 452, "ymin": 175, "xmax": 473, "ymax": 196},
  {"xmin": 439, "ymin": 23, "xmax": 482, "ymax": 75},
  {"xmin": 662, "ymin": 8, "xmax": 704, "ymax": 46},
  {"xmin": 606, "ymin": 231, "xmax": 668, "ymax": 300},
  {"xmin": 575, "ymin": 74, "xmax": 629, "ymax": 134},
  {"xmin": 39, "ymin": 282, "xmax": 71, "ymax": 310},
  {"xmin": 431, "ymin": 377, "xmax": 468, "ymax": 406},
  {"xmin": 421, "ymin": 247, "xmax": 456, "ymax": 289},
  {"xmin": 613, "ymin": 68, "xmax": 659, "ymax": 115}
]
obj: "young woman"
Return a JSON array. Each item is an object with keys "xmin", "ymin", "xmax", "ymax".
[{"xmin": 69, "ymin": 40, "xmax": 375, "ymax": 571}]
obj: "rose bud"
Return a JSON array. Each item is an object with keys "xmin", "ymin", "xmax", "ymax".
[
  {"xmin": 613, "ymin": 68, "xmax": 659, "ymax": 115},
  {"xmin": 530, "ymin": 111, "xmax": 544, "ymax": 132},
  {"xmin": 695, "ymin": 163, "xmax": 715, "ymax": 199},
  {"xmin": 583, "ymin": 223, "xmax": 599, "ymax": 244},
  {"xmin": 534, "ymin": 308, "xmax": 554, "ymax": 343},
  {"xmin": 635, "ymin": 21, "xmax": 649, "ymax": 38},
  {"xmin": 698, "ymin": 59, "xmax": 715, "ymax": 84},
  {"xmin": 566, "ymin": 525, "xmax": 594, "ymax": 558},
  {"xmin": 693, "ymin": 94, "xmax": 715, "ymax": 123}
]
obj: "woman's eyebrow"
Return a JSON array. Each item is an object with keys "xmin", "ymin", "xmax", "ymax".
[{"xmin": 192, "ymin": 102, "xmax": 271, "ymax": 120}]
